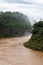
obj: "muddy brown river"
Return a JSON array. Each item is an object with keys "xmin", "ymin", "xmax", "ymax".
[{"xmin": 0, "ymin": 34, "xmax": 43, "ymax": 65}]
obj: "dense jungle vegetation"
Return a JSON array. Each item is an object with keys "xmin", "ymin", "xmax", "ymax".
[
  {"xmin": 24, "ymin": 21, "xmax": 43, "ymax": 51},
  {"xmin": 0, "ymin": 12, "xmax": 31, "ymax": 38}
]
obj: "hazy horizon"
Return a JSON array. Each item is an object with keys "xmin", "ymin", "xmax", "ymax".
[{"xmin": 0, "ymin": 0, "xmax": 43, "ymax": 21}]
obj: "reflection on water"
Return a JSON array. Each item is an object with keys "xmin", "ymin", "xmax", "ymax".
[{"xmin": 0, "ymin": 34, "xmax": 43, "ymax": 65}]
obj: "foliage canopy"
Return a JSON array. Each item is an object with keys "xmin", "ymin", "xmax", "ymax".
[
  {"xmin": 24, "ymin": 21, "xmax": 43, "ymax": 51},
  {"xmin": 0, "ymin": 12, "xmax": 31, "ymax": 38}
]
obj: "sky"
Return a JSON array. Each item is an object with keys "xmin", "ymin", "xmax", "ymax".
[{"xmin": 0, "ymin": 0, "xmax": 43, "ymax": 21}]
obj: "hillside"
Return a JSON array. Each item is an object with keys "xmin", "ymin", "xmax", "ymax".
[
  {"xmin": 0, "ymin": 12, "xmax": 31, "ymax": 38},
  {"xmin": 24, "ymin": 21, "xmax": 43, "ymax": 51}
]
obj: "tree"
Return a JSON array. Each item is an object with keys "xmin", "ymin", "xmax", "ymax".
[
  {"xmin": 24, "ymin": 21, "xmax": 43, "ymax": 51},
  {"xmin": 0, "ymin": 11, "xmax": 32, "ymax": 38}
]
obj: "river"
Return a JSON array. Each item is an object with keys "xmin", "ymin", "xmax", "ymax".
[{"xmin": 0, "ymin": 34, "xmax": 43, "ymax": 65}]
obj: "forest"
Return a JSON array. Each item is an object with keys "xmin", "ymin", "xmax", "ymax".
[
  {"xmin": 0, "ymin": 12, "xmax": 31, "ymax": 38},
  {"xmin": 24, "ymin": 21, "xmax": 43, "ymax": 51}
]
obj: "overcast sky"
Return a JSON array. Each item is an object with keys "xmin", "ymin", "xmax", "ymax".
[{"xmin": 0, "ymin": 0, "xmax": 43, "ymax": 21}]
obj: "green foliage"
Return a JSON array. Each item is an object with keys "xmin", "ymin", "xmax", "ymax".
[
  {"xmin": 0, "ymin": 11, "xmax": 31, "ymax": 38},
  {"xmin": 32, "ymin": 21, "xmax": 43, "ymax": 35},
  {"xmin": 24, "ymin": 21, "xmax": 43, "ymax": 51}
]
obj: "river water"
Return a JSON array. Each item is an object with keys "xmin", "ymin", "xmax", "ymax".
[{"xmin": 0, "ymin": 34, "xmax": 43, "ymax": 65}]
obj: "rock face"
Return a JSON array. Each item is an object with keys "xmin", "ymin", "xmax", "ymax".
[{"xmin": 24, "ymin": 21, "xmax": 43, "ymax": 51}]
